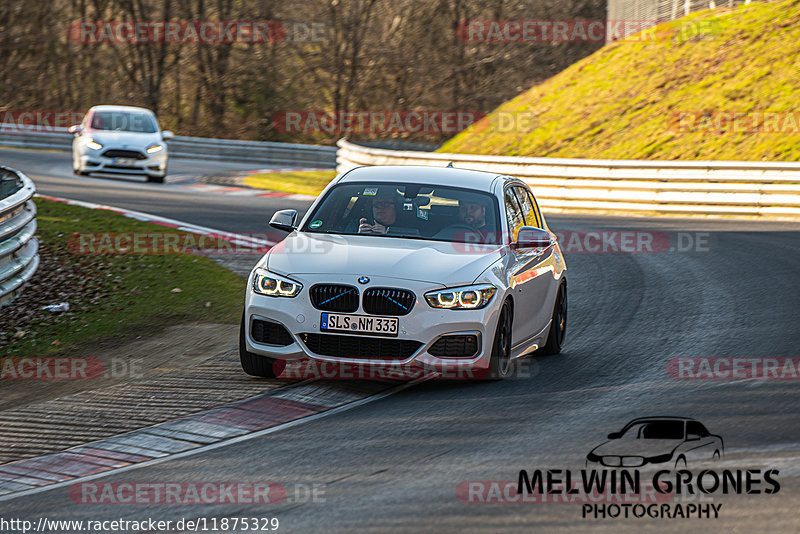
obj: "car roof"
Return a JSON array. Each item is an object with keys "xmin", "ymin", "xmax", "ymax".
[
  {"xmin": 89, "ymin": 105, "xmax": 155, "ymax": 114},
  {"xmin": 625, "ymin": 416, "xmax": 698, "ymax": 424},
  {"xmin": 337, "ymin": 165, "xmax": 508, "ymax": 192}
]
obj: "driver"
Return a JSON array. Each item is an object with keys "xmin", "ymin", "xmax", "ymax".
[{"xmin": 358, "ymin": 189, "xmax": 397, "ymax": 234}]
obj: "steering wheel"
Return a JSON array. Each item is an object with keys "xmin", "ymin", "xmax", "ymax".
[{"xmin": 433, "ymin": 223, "xmax": 483, "ymax": 241}]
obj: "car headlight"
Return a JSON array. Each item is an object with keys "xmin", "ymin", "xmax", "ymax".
[
  {"xmin": 146, "ymin": 143, "xmax": 164, "ymax": 154},
  {"xmin": 252, "ymin": 268, "xmax": 302, "ymax": 297},
  {"xmin": 586, "ymin": 452, "xmax": 601, "ymax": 462},
  {"xmin": 87, "ymin": 140, "xmax": 103, "ymax": 150},
  {"xmin": 645, "ymin": 453, "xmax": 674, "ymax": 464},
  {"xmin": 424, "ymin": 284, "xmax": 496, "ymax": 310}
]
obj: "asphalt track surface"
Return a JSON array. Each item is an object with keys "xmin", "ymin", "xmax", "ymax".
[{"xmin": 2, "ymin": 147, "xmax": 800, "ymax": 532}]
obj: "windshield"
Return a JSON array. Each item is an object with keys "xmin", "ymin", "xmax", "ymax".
[
  {"xmin": 622, "ymin": 420, "xmax": 685, "ymax": 440},
  {"xmin": 90, "ymin": 111, "xmax": 158, "ymax": 133},
  {"xmin": 302, "ymin": 182, "xmax": 501, "ymax": 244}
]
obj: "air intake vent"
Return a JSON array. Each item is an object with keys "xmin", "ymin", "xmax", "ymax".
[
  {"xmin": 310, "ymin": 284, "xmax": 359, "ymax": 313},
  {"xmin": 362, "ymin": 287, "xmax": 415, "ymax": 316},
  {"xmin": 102, "ymin": 149, "xmax": 147, "ymax": 160},
  {"xmin": 251, "ymin": 319, "xmax": 294, "ymax": 346},
  {"xmin": 300, "ymin": 333, "xmax": 421, "ymax": 359},
  {"xmin": 428, "ymin": 334, "xmax": 479, "ymax": 358}
]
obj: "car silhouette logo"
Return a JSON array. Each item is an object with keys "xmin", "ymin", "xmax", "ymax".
[
  {"xmin": 358, "ymin": 276, "xmax": 369, "ymax": 284},
  {"xmin": 586, "ymin": 416, "xmax": 724, "ymax": 469}
]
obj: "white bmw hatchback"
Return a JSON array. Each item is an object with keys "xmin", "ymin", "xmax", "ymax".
[
  {"xmin": 69, "ymin": 105, "xmax": 173, "ymax": 183},
  {"xmin": 240, "ymin": 165, "xmax": 567, "ymax": 379}
]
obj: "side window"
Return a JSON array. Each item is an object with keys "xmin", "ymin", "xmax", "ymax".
[
  {"xmin": 525, "ymin": 188, "xmax": 543, "ymax": 228},
  {"xmin": 513, "ymin": 186, "xmax": 541, "ymax": 228},
  {"xmin": 686, "ymin": 421, "xmax": 709, "ymax": 437},
  {"xmin": 504, "ymin": 187, "xmax": 525, "ymax": 241}
]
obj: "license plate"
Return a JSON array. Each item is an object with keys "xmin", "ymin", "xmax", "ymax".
[
  {"xmin": 113, "ymin": 157, "xmax": 138, "ymax": 166},
  {"xmin": 320, "ymin": 313, "xmax": 398, "ymax": 337}
]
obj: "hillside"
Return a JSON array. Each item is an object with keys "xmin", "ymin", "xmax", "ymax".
[{"xmin": 440, "ymin": 0, "xmax": 800, "ymax": 161}]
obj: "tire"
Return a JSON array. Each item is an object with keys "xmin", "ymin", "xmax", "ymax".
[
  {"xmin": 73, "ymin": 158, "xmax": 89, "ymax": 176},
  {"xmin": 535, "ymin": 282, "xmax": 567, "ymax": 356},
  {"xmin": 146, "ymin": 174, "xmax": 165, "ymax": 184},
  {"xmin": 487, "ymin": 299, "xmax": 513, "ymax": 380},
  {"xmin": 239, "ymin": 313, "xmax": 282, "ymax": 378}
]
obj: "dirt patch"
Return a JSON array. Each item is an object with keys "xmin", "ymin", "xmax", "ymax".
[{"xmin": 0, "ymin": 239, "xmax": 111, "ymax": 352}]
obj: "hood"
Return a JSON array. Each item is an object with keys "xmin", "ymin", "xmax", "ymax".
[
  {"xmin": 87, "ymin": 130, "xmax": 163, "ymax": 149},
  {"xmin": 266, "ymin": 233, "xmax": 504, "ymax": 285},
  {"xmin": 590, "ymin": 438, "xmax": 684, "ymax": 459}
]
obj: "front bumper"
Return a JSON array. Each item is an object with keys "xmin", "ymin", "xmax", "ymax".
[
  {"xmin": 78, "ymin": 148, "xmax": 167, "ymax": 176},
  {"xmin": 243, "ymin": 273, "xmax": 502, "ymax": 372}
]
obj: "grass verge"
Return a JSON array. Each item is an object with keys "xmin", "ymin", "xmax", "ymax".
[
  {"xmin": 0, "ymin": 198, "xmax": 246, "ymax": 357},
  {"xmin": 243, "ymin": 170, "xmax": 336, "ymax": 196},
  {"xmin": 440, "ymin": 0, "xmax": 800, "ymax": 161}
]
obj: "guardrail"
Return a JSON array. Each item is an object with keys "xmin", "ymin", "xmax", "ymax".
[
  {"xmin": 0, "ymin": 166, "xmax": 39, "ymax": 307},
  {"xmin": 337, "ymin": 139, "xmax": 800, "ymax": 218},
  {"xmin": 607, "ymin": 0, "xmax": 755, "ymax": 43},
  {"xmin": 0, "ymin": 128, "xmax": 338, "ymax": 169}
]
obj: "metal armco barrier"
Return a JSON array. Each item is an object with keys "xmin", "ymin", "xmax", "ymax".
[
  {"xmin": 0, "ymin": 166, "xmax": 39, "ymax": 307},
  {"xmin": 336, "ymin": 139, "xmax": 800, "ymax": 218},
  {"xmin": 0, "ymin": 128, "xmax": 338, "ymax": 169}
]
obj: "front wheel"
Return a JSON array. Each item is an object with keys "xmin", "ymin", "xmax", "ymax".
[
  {"xmin": 73, "ymin": 157, "xmax": 89, "ymax": 176},
  {"xmin": 146, "ymin": 174, "xmax": 166, "ymax": 184},
  {"xmin": 535, "ymin": 282, "xmax": 567, "ymax": 356},
  {"xmin": 239, "ymin": 314, "xmax": 281, "ymax": 378},
  {"xmin": 487, "ymin": 299, "xmax": 513, "ymax": 379}
]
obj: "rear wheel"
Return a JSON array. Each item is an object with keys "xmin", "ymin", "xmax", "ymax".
[
  {"xmin": 487, "ymin": 300, "xmax": 513, "ymax": 379},
  {"xmin": 239, "ymin": 313, "xmax": 282, "ymax": 378},
  {"xmin": 535, "ymin": 282, "xmax": 567, "ymax": 356}
]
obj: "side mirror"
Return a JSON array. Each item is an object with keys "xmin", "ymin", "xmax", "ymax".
[
  {"xmin": 161, "ymin": 130, "xmax": 174, "ymax": 140},
  {"xmin": 514, "ymin": 226, "xmax": 552, "ymax": 249},
  {"xmin": 607, "ymin": 432, "xmax": 622, "ymax": 440},
  {"xmin": 269, "ymin": 209, "xmax": 298, "ymax": 232},
  {"xmin": 68, "ymin": 124, "xmax": 83, "ymax": 135}
]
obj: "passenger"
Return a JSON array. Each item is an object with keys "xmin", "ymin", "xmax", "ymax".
[
  {"xmin": 455, "ymin": 197, "xmax": 497, "ymax": 243},
  {"xmin": 458, "ymin": 199, "xmax": 488, "ymax": 230}
]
